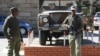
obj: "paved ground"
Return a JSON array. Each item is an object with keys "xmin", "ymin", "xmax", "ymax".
[
  {"xmin": 29, "ymin": 31, "xmax": 100, "ymax": 46},
  {"xmin": 0, "ymin": 36, "xmax": 28, "ymax": 56}
]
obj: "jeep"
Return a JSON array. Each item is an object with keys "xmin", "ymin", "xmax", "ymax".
[
  {"xmin": 38, "ymin": 10, "xmax": 83, "ymax": 45},
  {"xmin": 38, "ymin": 10, "xmax": 72, "ymax": 45}
]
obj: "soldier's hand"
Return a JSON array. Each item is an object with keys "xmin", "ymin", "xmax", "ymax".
[{"xmin": 8, "ymin": 37, "xmax": 14, "ymax": 42}]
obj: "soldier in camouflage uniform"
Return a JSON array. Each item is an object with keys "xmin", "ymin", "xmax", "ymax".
[
  {"xmin": 3, "ymin": 7, "xmax": 23, "ymax": 56},
  {"xmin": 65, "ymin": 6, "xmax": 83, "ymax": 56}
]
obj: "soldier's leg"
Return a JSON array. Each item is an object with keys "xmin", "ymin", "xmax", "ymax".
[
  {"xmin": 75, "ymin": 34, "xmax": 82, "ymax": 56},
  {"xmin": 8, "ymin": 40, "xmax": 15, "ymax": 56},
  {"xmin": 69, "ymin": 35, "xmax": 75, "ymax": 56},
  {"xmin": 14, "ymin": 37, "xmax": 21, "ymax": 56}
]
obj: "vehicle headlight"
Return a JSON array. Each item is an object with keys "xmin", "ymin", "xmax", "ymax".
[{"xmin": 43, "ymin": 18, "xmax": 48, "ymax": 23}]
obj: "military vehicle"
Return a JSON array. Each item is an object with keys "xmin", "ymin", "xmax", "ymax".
[{"xmin": 38, "ymin": 10, "xmax": 82, "ymax": 45}]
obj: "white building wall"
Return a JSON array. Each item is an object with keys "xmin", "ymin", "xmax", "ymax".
[{"xmin": 0, "ymin": 0, "xmax": 39, "ymax": 32}]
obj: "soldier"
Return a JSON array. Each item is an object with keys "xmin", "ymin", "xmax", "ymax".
[
  {"xmin": 3, "ymin": 7, "xmax": 23, "ymax": 56},
  {"xmin": 65, "ymin": 6, "xmax": 83, "ymax": 56}
]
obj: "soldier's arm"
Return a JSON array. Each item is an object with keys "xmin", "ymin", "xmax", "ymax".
[
  {"xmin": 3, "ymin": 18, "xmax": 11, "ymax": 39},
  {"xmin": 62, "ymin": 15, "xmax": 69, "ymax": 24},
  {"xmin": 78, "ymin": 16, "xmax": 83, "ymax": 31}
]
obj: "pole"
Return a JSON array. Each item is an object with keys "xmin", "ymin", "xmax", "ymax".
[
  {"xmin": 64, "ymin": 31, "xmax": 66, "ymax": 46},
  {"xmin": 91, "ymin": 30, "xmax": 94, "ymax": 44},
  {"xmin": 86, "ymin": 28, "xmax": 89, "ymax": 39},
  {"xmin": 90, "ymin": 0, "xmax": 93, "ymax": 15},
  {"xmin": 59, "ymin": 0, "xmax": 61, "ymax": 9},
  {"xmin": 99, "ymin": 25, "xmax": 100, "ymax": 44}
]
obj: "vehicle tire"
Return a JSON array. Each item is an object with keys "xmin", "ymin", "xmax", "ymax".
[
  {"xmin": 39, "ymin": 30, "xmax": 47, "ymax": 45},
  {"xmin": 20, "ymin": 27, "xmax": 27, "ymax": 35},
  {"xmin": 94, "ymin": 26, "xmax": 99, "ymax": 30}
]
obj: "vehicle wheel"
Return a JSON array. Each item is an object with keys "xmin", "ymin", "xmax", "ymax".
[
  {"xmin": 94, "ymin": 26, "xmax": 99, "ymax": 30},
  {"xmin": 39, "ymin": 31, "xmax": 47, "ymax": 45},
  {"xmin": 20, "ymin": 27, "xmax": 27, "ymax": 35}
]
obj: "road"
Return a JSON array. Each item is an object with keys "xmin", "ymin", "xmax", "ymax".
[
  {"xmin": 0, "ymin": 38, "xmax": 8, "ymax": 56},
  {"xmin": 0, "ymin": 30, "xmax": 100, "ymax": 56}
]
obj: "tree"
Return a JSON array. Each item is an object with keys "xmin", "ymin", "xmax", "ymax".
[{"xmin": 82, "ymin": 0, "xmax": 90, "ymax": 8}]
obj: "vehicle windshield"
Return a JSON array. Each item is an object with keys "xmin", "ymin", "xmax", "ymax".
[
  {"xmin": 49, "ymin": 12, "xmax": 69, "ymax": 24},
  {"xmin": 95, "ymin": 13, "xmax": 100, "ymax": 17}
]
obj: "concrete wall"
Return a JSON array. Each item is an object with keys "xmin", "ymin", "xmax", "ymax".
[{"xmin": 0, "ymin": 0, "xmax": 39, "ymax": 33}]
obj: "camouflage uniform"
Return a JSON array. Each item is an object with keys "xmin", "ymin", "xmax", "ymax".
[
  {"xmin": 66, "ymin": 15, "xmax": 83, "ymax": 56},
  {"xmin": 3, "ymin": 15, "xmax": 23, "ymax": 56}
]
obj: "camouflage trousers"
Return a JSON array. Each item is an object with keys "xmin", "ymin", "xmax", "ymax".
[
  {"xmin": 8, "ymin": 36, "xmax": 21, "ymax": 56},
  {"xmin": 68, "ymin": 33, "xmax": 82, "ymax": 56}
]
